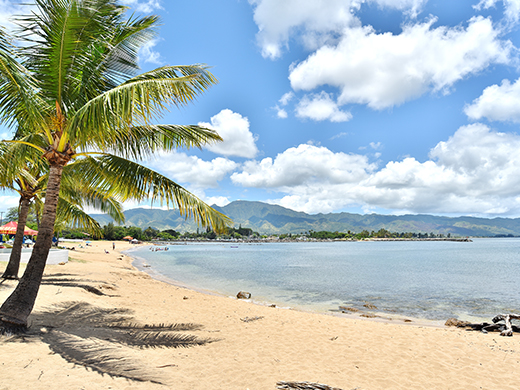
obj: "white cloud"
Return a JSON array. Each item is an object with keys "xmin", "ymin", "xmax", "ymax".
[
  {"xmin": 231, "ymin": 124, "xmax": 520, "ymax": 216},
  {"xmin": 231, "ymin": 144, "xmax": 376, "ymax": 189},
  {"xmin": 148, "ymin": 151, "xmax": 238, "ymax": 189},
  {"xmin": 330, "ymin": 132, "xmax": 349, "ymax": 140},
  {"xmin": 464, "ymin": 78, "xmax": 520, "ymax": 123},
  {"xmin": 0, "ymin": 129, "xmax": 12, "ymax": 140},
  {"xmin": 275, "ymin": 108, "xmax": 288, "ymax": 119},
  {"xmin": 139, "ymin": 39, "xmax": 162, "ymax": 65},
  {"xmin": 279, "ymin": 92, "xmax": 295, "ymax": 105},
  {"xmin": 295, "ymin": 92, "xmax": 352, "ymax": 122},
  {"xmin": 371, "ymin": 0, "xmax": 427, "ymax": 17},
  {"xmin": 0, "ymin": 2, "xmax": 33, "ymax": 31},
  {"xmin": 0, "ymin": 195, "xmax": 20, "ymax": 211},
  {"xmin": 249, "ymin": 0, "xmax": 360, "ymax": 59},
  {"xmin": 474, "ymin": 0, "xmax": 520, "ymax": 23},
  {"xmin": 475, "ymin": 0, "xmax": 499, "ymax": 8},
  {"xmin": 289, "ymin": 16, "xmax": 513, "ymax": 110},
  {"xmin": 200, "ymin": 109, "xmax": 259, "ymax": 158},
  {"xmin": 204, "ymin": 196, "xmax": 231, "ymax": 207},
  {"xmin": 370, "ymin": 142, "xmax": 383, "ymax": 150},
  {"xmin": 177, "ymin": 186, "xmax": 232, "ymax": 208},
  {"xmin": 249, "ymin": 0, "xmax": 428, "ymax": 59},
  {"xmin": 122, "ymin": 0, "xmax": 163, "ymax": 13},
  {"xmin": 273, "ymin": 92, "xmax": 294, "ymax": 119}
]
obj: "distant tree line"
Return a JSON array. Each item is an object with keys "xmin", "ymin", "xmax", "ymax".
[
  {"xmin": 7, "ymin": 213, "xmax": 461, "ymax": 241},
  {"xmin": 307, "ymin": 229, "xmax": 453, "ymax": 240},
  {"xmin": 58, "ymin": 223, "xmax": 258, "ymax": 241},
  {"xmin": 55, "ymin": 224, "xmax": 458, "ymax": 241}
]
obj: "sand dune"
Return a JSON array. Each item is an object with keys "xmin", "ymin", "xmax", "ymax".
[{"xmin": 0, "ymin": 240, "xmax": 519, "ymax": 389}]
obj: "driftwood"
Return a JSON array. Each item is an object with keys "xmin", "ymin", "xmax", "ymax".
[
  {"xmin": 445, "ymin": 314, "xmax": 520, "ymax": 336},
  {"xmin": 492, "ymin": 314, "xmax": 520, "ymax": 336}
]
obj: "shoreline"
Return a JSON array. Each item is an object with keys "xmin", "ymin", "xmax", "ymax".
[
  {"xmin": 127, "ymin": 241, "xmax": 493, "ymax": 328},
  {"xmin": 127, "ymin": 244, "xmax": 448, "ymax": 329},
  {"xmin": 130, "ymin": 245, "xmax": 447, "ymax": 329},
  {"xmin": 1, "ymin": 240, "xmax": 519, "ymax": 389}
]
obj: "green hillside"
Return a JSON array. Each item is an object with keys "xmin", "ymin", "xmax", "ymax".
[{"xmin": 90, "ymin": 200, "xmax": 520, "ymax": 236}]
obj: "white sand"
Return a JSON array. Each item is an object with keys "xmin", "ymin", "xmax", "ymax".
[{"xmin": 0, "ymin": 240, "xmax": 519, "ymax": 389}]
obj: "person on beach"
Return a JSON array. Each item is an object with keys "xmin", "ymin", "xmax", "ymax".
[{"xmin": 112, "ymin": 242, "xmax": 115, "ymax": 250}]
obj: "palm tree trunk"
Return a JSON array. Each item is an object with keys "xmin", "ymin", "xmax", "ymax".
[
  {"xmin": 0, "ymin": 164, "xmax": 63, "ymax": 327},
  {"xmin": 1, "ymin": 197, "xmax": 31, "ymax": 279}
]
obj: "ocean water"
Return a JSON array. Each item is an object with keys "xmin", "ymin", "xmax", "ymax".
[{"xmin": 127, "ymin": 238, "xmax": 520, "ymax": 322}]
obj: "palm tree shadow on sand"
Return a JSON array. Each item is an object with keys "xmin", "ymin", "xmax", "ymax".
[{"xmin": 2, "ymin": 301, "xmax": 219, "ymax": 384}]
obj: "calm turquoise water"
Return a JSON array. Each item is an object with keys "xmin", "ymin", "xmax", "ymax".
[{"xmin": 127, "ymin": 238, "xmax": 520, "ymax": 322}]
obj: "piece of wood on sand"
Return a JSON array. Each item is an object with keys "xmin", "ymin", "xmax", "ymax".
[{"xmin": 492, "ymin": 314, "xmax": 520, "ymax": 337}]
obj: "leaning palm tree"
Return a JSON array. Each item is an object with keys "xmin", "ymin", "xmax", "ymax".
[
  {"xmin": 0, "ymin": 0, "xmax": 231, "ymax": 329},
  {"xmin": 0, "ymin": 142, "xmax": 127, "ymax": 279}
]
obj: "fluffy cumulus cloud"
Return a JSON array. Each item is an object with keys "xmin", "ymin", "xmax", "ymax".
[
  {"xmin": 145, "ymin": 151, "xmax": 237, "ymax": 208},
  {"xmin": 464, "ymin": 78, "xmax": 520, "ymax": 123},
  {"xmin": 249, "ymin": 0, "xmax": 428, "ymax": 59},
  {"xmin": 295, "ymin": 92, "xmax": 352, "ymax": 122},
  {"xmin": 361, "ymin": 124, "xmax": 520, "ymax": 214},
  {"xmin": 230, "ymin": 125, "xmax": 520, "ymax": 216},
  {"xmin": 249, "ymin": 0, "xmax": 359, "ymax": 59},
  {"xmin": 199, "ymin": 109, "xmax": 259, "ymax": 158},
  {"xmin": 148, "ymin": 151, "xmax": 238, "ymax": 189},
  {"xmin": 251, "ymin": 0, "xmax": 515, "ymax": 118},
  {"xmin": 231, "ymin": 143, "xmax": 377, "ymax": 191},
  {"xmin": 289, "ymin": 16, "xmax": 513, "ymax": 109}
]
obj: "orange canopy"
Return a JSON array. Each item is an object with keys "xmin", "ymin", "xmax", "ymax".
[
  {"xmin": 0, "ymin": 221, "xmax": 38, "ymax": 235},
  {"xmin": 122, "ymin": 236, "xmax": 133, "ymax": 241}
]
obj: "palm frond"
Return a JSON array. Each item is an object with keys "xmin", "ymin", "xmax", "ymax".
[
  {"xmin": 68, "ymin": 64, "xmax": 218, "ymax": 152},
  {"xmin": 55, "ymin": 197, "xmax": 104, "ymax": 237},
  {"xmin": 0, "ymin": 141, "xmax": 47, "ymax": 195},
  {"xmin": 78, "ymin": 13, "xmax": 159, "ymax": 102},
  {"xmin": 80, "ymin": 124, "xmax": 222, "ymax": 159},
  {"xmin": 59, "ymin": 170, "xmax": 125, "ymax": 224},
  {"xmin": 0, "ymin": 27, "xmax": 45, "ymax": 130},
  {"xmin": 71, "ymin": 155, "xmax": 232, "ymax": 233}
]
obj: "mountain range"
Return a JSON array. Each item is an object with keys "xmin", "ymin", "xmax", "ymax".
[{"xmin": 89, "ymin": 200, "xmax": 520, "ymax": 237}]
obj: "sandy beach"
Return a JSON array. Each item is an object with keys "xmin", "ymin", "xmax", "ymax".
[{"xmin": 0, "ymin": 240, "xmax": 519, "ymax": 389}]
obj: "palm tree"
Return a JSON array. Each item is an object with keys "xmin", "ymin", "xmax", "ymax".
[
  {"xmin": 0, "ymin": 0, "xmax": 231, "ymax": 329},
  {"xmin": 0, "ymin": 148, "xmax": 126, "ymax": 279}
]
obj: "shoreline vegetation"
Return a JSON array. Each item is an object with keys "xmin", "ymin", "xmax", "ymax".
[
  {"xmin": 1, "ymin": 240, "xmax": 519, "ymax": 389},
  {"xmin": 61, "ymin": 222, "xmax": 474, "ymax": 243}
]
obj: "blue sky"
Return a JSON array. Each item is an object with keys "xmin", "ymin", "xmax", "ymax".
[{"xmin": 2, "ymin": 0, "xmax": 520, "ymax": 218}]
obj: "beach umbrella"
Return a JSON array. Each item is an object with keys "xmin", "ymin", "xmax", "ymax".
[
  {"xmin": 0, "ymin": 221, "xmax": 38, "ymax": 235},
  {"xmin": 122, "ymin": 236, "xmax": 133, "ymax": 241}
]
